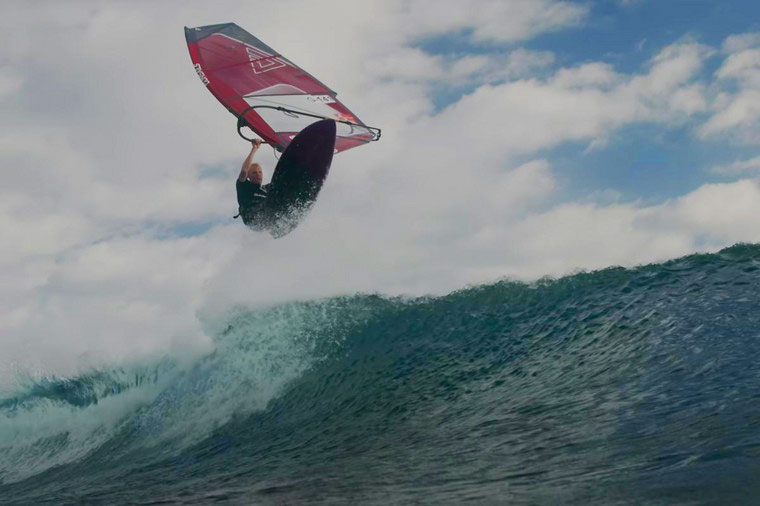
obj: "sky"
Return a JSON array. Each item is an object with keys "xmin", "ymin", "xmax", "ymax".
[{"xmin": 2, "ymin": 0, "xmax": 760, "ymax": 383}]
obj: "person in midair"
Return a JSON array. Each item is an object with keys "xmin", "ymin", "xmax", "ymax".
[{"xmin": 235, "ymin": 138, "xmax": 268, "ymax": 227}]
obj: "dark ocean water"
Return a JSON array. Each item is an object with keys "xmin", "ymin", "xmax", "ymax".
[{"xmin": 2, "ymin": 244, "xmax": 760, "ymax": 505}]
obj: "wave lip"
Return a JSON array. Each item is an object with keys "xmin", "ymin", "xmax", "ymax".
[{"xmin": 0, "ymin": 302, "xmax": 333, "ymax": 488}]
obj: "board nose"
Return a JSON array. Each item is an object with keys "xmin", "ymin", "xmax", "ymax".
[
  {"xmin": 304, "ymin": 119, "xmax": 337, "ymax": 141},
  {"xmin": 294, "ymin": 119, "xmax": 337, "ymax": 163}
]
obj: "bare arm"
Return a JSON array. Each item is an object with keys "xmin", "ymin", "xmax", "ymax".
[{"xmin": 238, "ymin": 139, "xmax": 262, "ymax": 181}]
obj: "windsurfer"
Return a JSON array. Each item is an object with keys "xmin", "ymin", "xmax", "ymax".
[{"xmin": 235, "ymin": 138, "xmax": 268, "ymax": 227}]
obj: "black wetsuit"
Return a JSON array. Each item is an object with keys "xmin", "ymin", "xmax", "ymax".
[{"xmin": 236, "ymin": 180, "xmax": 268, "ymax": 229}]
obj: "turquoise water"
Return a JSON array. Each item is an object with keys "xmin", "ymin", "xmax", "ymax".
[{"xmin": 2, "ymin": 244, "xmax": 760, "ymax": 504}]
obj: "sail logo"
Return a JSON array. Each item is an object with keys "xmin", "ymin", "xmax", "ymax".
[
  {"xmin": 194, "ymin": 64, "xmax": 210, "ymax": 85},
  {"xmin": 306, "ymin": 95, "xmax": 335, "ymax": 104},
  {"xmin": 335, "ymin": 112, "xmax": 356, "ymax": 122},
  {"xmin": 246, "ymin": 47, "xmax": 286, "ymax": 74}
]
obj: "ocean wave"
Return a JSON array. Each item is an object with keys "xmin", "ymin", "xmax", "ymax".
[{"xmin": 2, "ymin": 244, "xmax": 760, "ymax": 504}]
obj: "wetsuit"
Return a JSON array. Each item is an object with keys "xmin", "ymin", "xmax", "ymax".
[{"xmin": 236, "ymin": 180, "xmax": 268, "ymax": 229}]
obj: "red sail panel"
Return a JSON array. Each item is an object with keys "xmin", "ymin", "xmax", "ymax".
[{"xmin": 185, "ymin": 23, "xmax": 378, "ymax": 153}]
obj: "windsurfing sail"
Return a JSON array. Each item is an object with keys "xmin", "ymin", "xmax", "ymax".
[{"xmin": 185, "ymin": 23, "xmax": 380, "ymax": 153}]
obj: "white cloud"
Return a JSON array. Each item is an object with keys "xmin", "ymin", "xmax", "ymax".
[
  {"xmin": 0, "ymin": 67, "xmax": 24, "ymax": 101},
  {"xmin": 551, "ymin": 62, "xmax": 622, "ymax": 89},
  {"xmin": 369, "ymin": 48, "xmax": 556, "ymax": 91},
  {"xmin": 716, "ymin": 48, "xmax": 760, "ymax": 85},
  {"xmin": 406, "ymin": 41, "xmax": 710, "ymax": 168},
  {"xmin": 628, "ymin": 41, "xmax": 712, "ymax": 103},
  {"xmin": 0, "ymin": 227, "xmax": 240, "ymax": 384},
  {"xmin": 710, "ymin": 155, "xmax": 760, "ymax": 175},
  {"xmin": 399, "ymin": 0, "xmax": 587, "ymax": 44},
  {"xmin": 700, "ymin": 33, "xmax": 760, "ymax": 141},
  {"xmin": 667, "ymin": 179, "xmax": 760, "ymax": 241},
  {"xmin": 700, "ymin": 91, "xmax": 760, "ymax": 139},
  {"xmin": 722, "ymin": 32, "xmax": 760, "ymax": 53},
  {"xmin": 466, "ymin": 179, "xmax": 760, "ymax": 279}
]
